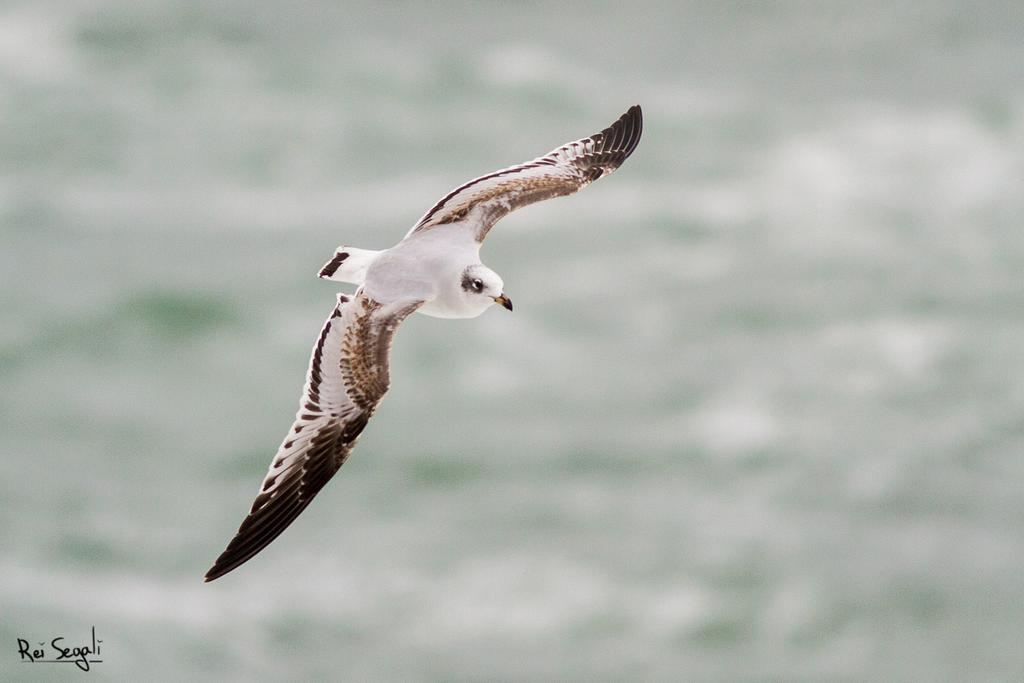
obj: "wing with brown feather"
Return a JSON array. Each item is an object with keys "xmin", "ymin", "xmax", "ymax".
[
  {"xmin": 205, "ymin": 292, "xmax": 423, "ymax": 581},
  {"xmin": 405, "ymin": 105, "xmax": 642, "ymax": 243}
]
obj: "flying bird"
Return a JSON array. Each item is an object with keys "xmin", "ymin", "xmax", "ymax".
[{"xmin": 205, "ymin": 105, "xmax": 643, "ymax": 581}]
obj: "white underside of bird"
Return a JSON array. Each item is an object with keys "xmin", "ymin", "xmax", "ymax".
[{"xmin": 322, "ymin": 220, "xmax": 503, "ymax": 319}]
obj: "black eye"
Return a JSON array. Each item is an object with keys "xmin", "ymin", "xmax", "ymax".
[{"xmin": 472, "ymin": 278, "xmax": 484, "ymax": 291}]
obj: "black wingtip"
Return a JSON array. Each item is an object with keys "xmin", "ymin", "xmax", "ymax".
[
  {"xmin": 590, "ymin": 104, "xmax": 643, "ymax": 167},
  {"xmin": 204, "ymin": 556, "xmax": 242, "ymax": 582},
  {"xmin": 611, "ymin": 105, "xmax": 642, "ymax": 156},
  {"xmin": 204, "ymin": 556, "xmax": 231, "ymax": 582},
  {"xmin": 203, "ymin": 547, "xmax": 255, "ymax": 583},
  {"xmin": 621, "ymin": 104, "xmax": 642, "ymax": 125}
]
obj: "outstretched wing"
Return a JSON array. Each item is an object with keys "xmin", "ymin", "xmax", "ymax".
[
  {"xmin": 205, "ymin": 292, "xmax": 423, "ymax": 581},
  {"xmin": 405, "ymin": 104, "xmax": 642, "ymax": 243}
]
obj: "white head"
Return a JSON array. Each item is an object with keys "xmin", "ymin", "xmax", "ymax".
[{"xmin": 459, "ymin": 264, "xmax": 512, "ymax": 316}]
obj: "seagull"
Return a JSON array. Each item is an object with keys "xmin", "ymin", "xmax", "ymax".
[{"xmin": 205, "ymin": 105, "xmax": 643, "ymax": 581}]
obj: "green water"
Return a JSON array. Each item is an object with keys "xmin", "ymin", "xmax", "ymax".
[{"xmin": 3, "ymin": 1, "xmax": 1024, "ymax": 680}]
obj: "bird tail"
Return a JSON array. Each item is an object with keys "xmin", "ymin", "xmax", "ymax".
[{"xmin": 317, "ymin": 246, "xmax": 381, "ymax": 285}]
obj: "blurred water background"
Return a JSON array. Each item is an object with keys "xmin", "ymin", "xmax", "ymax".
[{"xmin": 2, "ymin": 1, "xmax": 1023, "ymax": 680}]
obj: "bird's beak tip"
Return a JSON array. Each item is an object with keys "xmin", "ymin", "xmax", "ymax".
[{"xmin": 494, "ymin": 294, "xmax": 513, "ymax": 311}]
